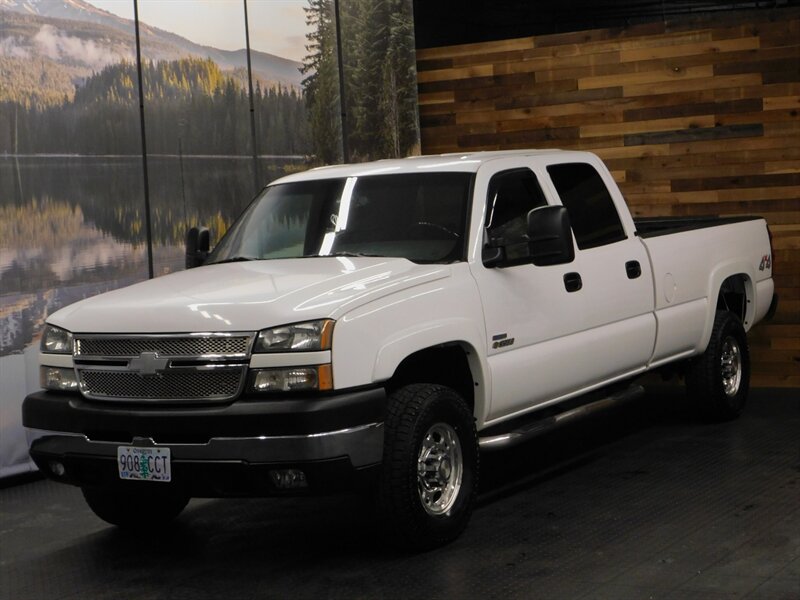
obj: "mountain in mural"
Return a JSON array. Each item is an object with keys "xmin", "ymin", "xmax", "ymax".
[
  {"xmin": 1, "ymin": 0, "xmax": 118, "ymax": 24},
  {"xmin": 0, "ymin": 0, "xmax": 303, "ymax": 105}
]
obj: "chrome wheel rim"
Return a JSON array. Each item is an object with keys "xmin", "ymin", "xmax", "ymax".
[
  {"xmin": 720, "ymin": 336, "xmax": 742, "ymax": 397},
  {"xmin": 417, "ymin": 423, "xmax": 463, "ymax": 516}
]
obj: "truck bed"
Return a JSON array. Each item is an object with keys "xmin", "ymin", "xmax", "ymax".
[{"xmin": 634, "ymin": 215, "xmax": 762, "ymax": 238}]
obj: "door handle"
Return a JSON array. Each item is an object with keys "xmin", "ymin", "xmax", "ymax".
[
  {"xmin": 626, "ymin": 260, "xmax": 642, "ymax": 279},
  {"xmin": 563, "ymin": 272, "xmax": 582, "ymax": 292}
]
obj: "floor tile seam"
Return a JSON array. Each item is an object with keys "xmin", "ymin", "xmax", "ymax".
[
  {"xmin": 755, "ymin": 539, "xmax": 800, "ymax": 586},
  {"xmin": 520, "ymin": 458, "xmax": 789, "ymax": 529},
  {"xmin": 670, "ymin": 502, "xmax": 800, "ymax": 592},
  {"xmin": 0, "ymin": 528, "xmax": 112, "ymax": 570},
  {"xmin": 566, "ymin": 481, "xmax": 772, "ymax": 550},
  {"xmin": 769, "ymin": 552, "xmax": 800, "ymax": 580},
  {"xmin": 675, "ymin": 575, "xmax": 785, "ymax": 598},
  {"xmin": 475, "ymin": 456, "xmax": 798, "ymax": 572},
  {"xmin": 573, "ymin": 580, "xmax": 675, "ymax": 600},
  {"xmin": 602, "ymin": 481, "xmax": 799, "ymax": 593},
  {"xmin": 742, "ymin": 572, "xmax": 800, "ymax": 599}
]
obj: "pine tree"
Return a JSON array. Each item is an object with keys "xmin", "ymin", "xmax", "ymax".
[
  {"xmin": 335, "ymin": 0, "xmax": 419, "ymax": 162},
  {"xmin": 301, "ymin": 0, "xmax": 343, "ymax": 164}
]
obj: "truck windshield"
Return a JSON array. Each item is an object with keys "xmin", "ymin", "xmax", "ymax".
[{"xmin": 208, "ymin": 172, "xmax": 473, "ymax": 264}]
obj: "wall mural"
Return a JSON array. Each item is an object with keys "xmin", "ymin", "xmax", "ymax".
[
  {"xmin": 303, "ymin": 0, "xmax": 420, "ymax": 163},
  {"xmin": 0, "ymin": 0, "xmax": 420, "ymax": 478}
]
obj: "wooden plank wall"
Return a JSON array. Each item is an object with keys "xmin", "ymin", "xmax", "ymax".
[{"xmin": 416, "ymin": 8, "xmax": 800, "ymax": 387}]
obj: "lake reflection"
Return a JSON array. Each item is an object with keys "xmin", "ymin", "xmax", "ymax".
[{"xmin": 0, "ymin": 155, "xmax": 303, "ymax": 355}]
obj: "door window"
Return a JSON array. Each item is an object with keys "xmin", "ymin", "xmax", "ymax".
[
  {"xmin": 547, "ymin": 163, "xmax": 626, "ymax": 250},
  {"xmin": 485, "ymin": 168, "xmax": 548, "ymax": 265}
]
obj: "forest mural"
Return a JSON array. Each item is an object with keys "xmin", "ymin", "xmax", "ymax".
[
  {"xmin": 303, "ymin": 0, "xmax": 420, "ymax": 163},
  {"xmin": 2, "ymin": 58, "xmax": 308, "ymax": 156},
  {"xmin": 0, "ymin": 0, "xmax": 420, "ymax": 478}
]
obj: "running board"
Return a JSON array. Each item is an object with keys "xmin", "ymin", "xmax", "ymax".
[{"xmin": 478, "ymin": 384, "xmax": 645, "ymax": 451}]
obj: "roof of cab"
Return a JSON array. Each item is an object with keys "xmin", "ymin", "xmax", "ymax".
[{"xmin": 271, "ymin": 149, "xmax": 594, "ymax": 184}]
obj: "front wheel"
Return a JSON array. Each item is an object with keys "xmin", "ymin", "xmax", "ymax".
[
  {"xmin": 686, "ymin": 310, "xmax": 750, "ymax": 422},
  {"xmin": 82, "ymin": 486, "xmax": 190, "ymax": 528},
  {"xmin": 378, "ymin": 384, "xmax": 479, "ymax": 550}
]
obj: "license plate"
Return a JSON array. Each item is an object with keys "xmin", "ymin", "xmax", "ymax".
[{"xmin": 117, "ymin": 446, "xmax": 171, "ymax": 482}]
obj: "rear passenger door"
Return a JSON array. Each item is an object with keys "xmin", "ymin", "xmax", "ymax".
[{"xmin": 541, "ymin": 159, "xmax": 657, "ymax": 386}]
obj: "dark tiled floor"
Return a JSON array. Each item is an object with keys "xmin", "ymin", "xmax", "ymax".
[{"xmin": 1, "ymin": 386, "xmax": 798, "ymax": 600}]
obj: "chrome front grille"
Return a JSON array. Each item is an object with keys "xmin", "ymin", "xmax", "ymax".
[
  {"xmin": 75, "ymin": 335, "xmax": 252, "ymax": 357},
  {"xmin": 78, "ymin": 367, "xmax": 245, "ymax": 401},
  {"xmin": 73, "ymin": 333, "xmax": 254, "ymax": 403}
]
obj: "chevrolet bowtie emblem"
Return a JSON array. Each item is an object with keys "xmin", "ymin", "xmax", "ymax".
[{"xmin": 128, "ymin": 352, "xmax": 169, "ymax": 377}]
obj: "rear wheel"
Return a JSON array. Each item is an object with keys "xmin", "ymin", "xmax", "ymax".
[
  {"xmin": 686, "ymin": 310, "xmax": 750, "ymax": 421},
  {"xmin": 378, "ymin": 384, "xmax": 478, "ymax": 550},
  {"xmin": 82, "ymin": 486, "xmax": 189, "ymax": 528}
]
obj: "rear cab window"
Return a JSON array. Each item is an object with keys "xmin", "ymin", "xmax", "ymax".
[{"xmin": 546, "ymin": 162, "xmax": 627, "ymax": 250}]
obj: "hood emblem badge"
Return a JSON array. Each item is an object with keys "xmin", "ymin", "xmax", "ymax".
[{"xmin": 128, "ymin": 352, "xmax": 169, "ymax": 377}]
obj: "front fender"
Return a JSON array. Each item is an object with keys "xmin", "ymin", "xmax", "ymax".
[
  {"xmin": 371, "ymin": 318, "xmax": 484, "ymax": 383},
  {"xmin": 331, "ymin": 266, "xmax": 491, "ymax": 425},
  {"xmin": 373, "ymin": 322, "xmax": 490, "ymax": 427}
]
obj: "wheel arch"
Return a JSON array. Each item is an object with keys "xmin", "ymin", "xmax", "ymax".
[
  {"xmin": 715, "ymin": 274, "xmax": 752, "ymax": 324},
  {"xmin": 386, "ymin": 344, "xmax": 476, "ymax": 408},
  {"xmin": 698, "ymin": 264, "xmax": 756, "ymax": 354}
]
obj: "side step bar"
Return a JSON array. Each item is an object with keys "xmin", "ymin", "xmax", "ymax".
[{"xmin": 479, "ymin": 384, "xmax": 645, "ymax": 451}]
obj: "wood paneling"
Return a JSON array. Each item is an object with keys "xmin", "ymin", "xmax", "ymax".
[{"xmin": 417, "ymin": 8, "xmax": 800, "ymax": 387}]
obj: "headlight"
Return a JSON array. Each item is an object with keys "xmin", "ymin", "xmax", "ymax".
[
  {"xmin": 41, "ymin": 325, "xmax": 74, "ymax": 354},
  {"xmin": 40, "ymin": 367, "xmax": 79, "ymax": 392},
  {"xmin": 254, "ymin": 320, "xmax": 334, "ymax": 353}
]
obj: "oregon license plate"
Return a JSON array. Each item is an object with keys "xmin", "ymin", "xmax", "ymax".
[{"xmin": 117, "ymin": 446, "xmax": 171, "ymax": 482}]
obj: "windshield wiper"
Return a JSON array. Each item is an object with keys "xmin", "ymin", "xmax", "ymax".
[
  {"xmin": 324, "ymin": 251, "xmax": 386, "ymax": 258},
  {"xmin": 210, "ymin": 256, "xmax": 258, "ymax": 264},
  {"xmin": 212, "ymin": 253, "xmax": 386, "ymax": 263}
]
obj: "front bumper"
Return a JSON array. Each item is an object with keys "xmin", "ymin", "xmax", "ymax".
[{"xmin": 23, "ymin": 388, "xmax": 385, "ymax": 495}]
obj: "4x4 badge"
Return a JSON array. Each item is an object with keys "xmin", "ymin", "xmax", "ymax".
[
  {"xmin": 128, "ymin": 352, "xmax": 169, "ymax": 377},
  {"xmin": 759, "ymin": 254, "xmax": 771, "ymax": 271}
]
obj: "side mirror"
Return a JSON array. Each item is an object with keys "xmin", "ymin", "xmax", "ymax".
[
  {"xmin": 185, "ymin": 226, "xmax": 210, "ymax": 269},
  {"xmin": 527, "ymin": 206, "xmax": 575, "ymax": 266}
]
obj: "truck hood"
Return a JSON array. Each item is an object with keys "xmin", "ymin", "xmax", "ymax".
[{"xmin": 48, "ymin": 257, "xmax": 451, "ymax": 333}]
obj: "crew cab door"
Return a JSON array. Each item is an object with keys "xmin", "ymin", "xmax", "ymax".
[{"xmin": 471, "ymin": 157, "xmax": 656, "ymax": 423}]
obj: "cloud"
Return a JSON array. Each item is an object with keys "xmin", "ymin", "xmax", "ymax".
[
  {"xmin": 32, "ymin": 24, "xmax": 125, "ymax": 70},
  {"xmin": 0, "ymin": 36, "xmax": 31, "ymax": 59}
]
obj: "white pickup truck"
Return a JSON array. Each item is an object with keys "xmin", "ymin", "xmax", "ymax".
[{"xmin": 24, "ymin": 150, "xmax": 776, "ymax": 549}]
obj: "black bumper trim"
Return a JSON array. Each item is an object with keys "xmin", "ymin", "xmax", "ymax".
[
  {"xmin": 23, "ymin": 387, "xmax": 386, "ymax": 443},
  {"xmin": 31, "ymin": 451, "xmax": 377, "ymax": 497}
]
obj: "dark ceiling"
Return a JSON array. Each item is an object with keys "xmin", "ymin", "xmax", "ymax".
[{"xmin": 413, "ymin": 0, "xmax": 800, "ymax": 48}]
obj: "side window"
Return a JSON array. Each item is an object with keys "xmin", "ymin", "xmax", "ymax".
[
  {"xmin": 546, "ymin": 162, "xmax": 627, "ymax": 250},
  {"xmin": 485, "ymin": 168, "xmax": 547, "ymax": 264}
]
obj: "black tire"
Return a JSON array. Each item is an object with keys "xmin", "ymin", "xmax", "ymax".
[
  {"xmin": 378, "ymin": 383, "xmax": 479, "ymax": 550},
  {"xmin": 686, "ymin": 310, "xmax": 750, "ymax": 422},
  {"xmin": 82, "ymin": 486, "xmax": 190, "ymax": 528}
]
